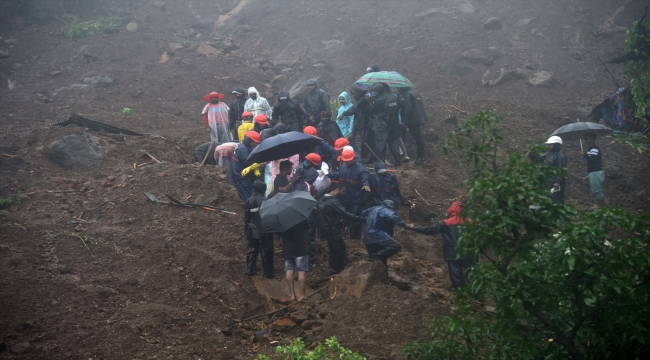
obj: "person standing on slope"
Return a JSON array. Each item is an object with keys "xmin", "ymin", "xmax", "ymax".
[{"xmin": 202, "ymin": 91, "xmax": 232, "ymax": 143}]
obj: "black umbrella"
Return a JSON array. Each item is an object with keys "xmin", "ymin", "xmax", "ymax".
[
  {"xmin": 258, "ymin": 191, "xmax": 317, "ymax": 233},
  {"xmin": 246, "ymin": 131, "xmax": 323, "ymax": 164},
  {"xmin": 550, "ymin": 120, "xmax": 613, "ymax": 150}
]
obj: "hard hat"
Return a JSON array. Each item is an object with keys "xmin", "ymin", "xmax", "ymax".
[{"xmin": 545, "ymin": 136, "xmax": 563, "ymax": 145}]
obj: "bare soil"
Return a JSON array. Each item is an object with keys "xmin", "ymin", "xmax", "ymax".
[{"xmin": 1, "ymin": 0, "xmax": 649, "ymax": 359}]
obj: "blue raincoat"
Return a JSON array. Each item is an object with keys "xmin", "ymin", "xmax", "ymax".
[{"xmin": 336, "ymin": 91, "xmax": 355, "ymax": 137}]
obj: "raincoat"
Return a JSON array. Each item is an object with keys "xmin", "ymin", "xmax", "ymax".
[
  {"xmin": 368, "ymin": 161, "xmax": 404, "ymax": 206},
  {"xmin": 303, "ymin": 85, "xmax": 330, "ymax": 126},
  {"xmin": 244, "ymin": 87, "xmax": 273, "ymax": 120},
  {"xmin": 202, "ymin": 101, "xmax": 232, "ymax": 143},
  {"xmin": 229, "ymin": 87, "xmax": 248, "ymax": 133},
  {"xmin": 336, "ymin": 91, "xmax": 355, "ymax": 137},
  {"xmin": 272, "ymin": 91, "xmax": 305, "ymax": 131},
  {"xmin": 228, "ymin": 137, "xmax": 257, "ymax": 201},
  {"xmin": 360, "ymin": 201, "xmax": 407, "ymax": 245}
]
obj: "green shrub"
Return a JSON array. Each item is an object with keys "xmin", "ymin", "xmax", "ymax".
[
  {"xmin": 624, "ymin": 16, "xmax": 650, "ymax": 124},
  {"xmin": 259, "ymin": 336, "xmax": 365, "ymax": 360},
  {"xmin": 62, "ymin": 14, "xmax": 121, "ymax": 39}
]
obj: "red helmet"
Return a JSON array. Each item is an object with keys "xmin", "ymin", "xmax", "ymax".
[
  {"xmin": 341, "ymin": 148, "xmax": 355, "ymax": 162},
  {"xmin": 334, "ymin": 138, "xmax": 349, "ymax": 151},
  {"xmin": 254, "ymin": 114, "xmax": 269, "ymax": 125},
  {"xmin": 305, "ymin": 153, "xmax": 322, "ymax": 166},
  {"xmin": 246, "ymin": 131, "xmax": 261, "ymax": 143},
  {"xmin": 241, "ymin": 111, "xmax": 254, "ymax": 118},
  {"xmin": 303, "ymin": 126, "xmax": 318, "ymax": 136}
]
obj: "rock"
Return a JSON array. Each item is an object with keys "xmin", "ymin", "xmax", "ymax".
[
  {"xmin": 196, "ymin": 44, "xmax": 221, "ymax": 56},
  {"xmin": 481, "ymin": 68, "xmax": 527, "ymax": 86},
  {"xmin": 272, "ymin": 75, "xmax": 289, "ymax": 88},
  {"xmin": 290, "ymin": 310, "xmax": 308, "ymax": 323},
  {"xmin": 528, "ymin": 71, "xmax": 553, "ymax": 86},
  {"xmin": 457, "ymin": 3, "xmax": 475, "ymax": 13},
  {"xmin": 301, "ymin": 320, "xmax": 316, "ymax": 330},
  {"xmin": 328, "ymin": 261, "xmax": 390, "ymax": 298},
  {"xmin": 0, "ymin": 50, "xmax": 9, "ymax": 58},
  {"xmin": 443, "ymin": 115, "xmax": 458, "ymax": 125},
  {"xmin": 439, "ymin": 62, "xmax": 474, "ymax": 76},
  {"xmin": 516, "ymin": 17, "xmax": 535, "ymax": 27},
  {"xmin": 281, "ymin": 68, "xmax": 294, "ymax": 77},
  {"xmin": 49, "ymin": 71, "xmax": 62, "ymax": 76},
  {"xmin": 415, "ymin": 8, "xmax": 450, "ymax": 17},
  {"xmin": 126, "ymin": 22, "xmax": 139, "ymax": 32},
  {"xmin": 152, "ymin": 1, "xmax": 165, "ymax": 9},
  {"xmin": 271, "ymin": 318, "xmax": 296, "ymax": 332},
  {"xmin": 568, "ymin": 50, "xmax": 584, "ymax": 61},
  {"xmin": 253, "ymin": 329, "xmax": 269, "ymax": 343},
  {"xmin": 461, "ymin": 49, "xmax": 494, "ymax": 66},
  {"xmin": 168, "ymin": 42, "xmax": 185, "ymax": 51},
  {"xmin": 11, "ymin": 342, "xmax": 31, "ymax": 354},
  {"xmin": 402, "ymin": 45, "xmax": 418, "ymax": 52},
  {"xmin": 401, "ymin": 256, "xmax": 420, "ymax": 274},
  {"xmin": 483, "ymin": 17, "xmax": 502, "ymax": 30},
  {"xmin": 66, "ymin": 84, "xmax": 90, "ymax": 90},
  {"xmin": 322, "ymin": 39, "xmax": 343, "ymax": 52},
  {"xmin": 83, "ymin": 76, "xmax": 114, "ymax": 88},
  {"xmin": 45, "ymin": 133, "xmax": 106, "ymax": 170}
]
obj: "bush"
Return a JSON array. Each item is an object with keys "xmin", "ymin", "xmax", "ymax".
[
  {"xmin": 62, "ymin": 14, "xmax": 121, "ymax": 39},
  {"xmin": 403, "ymin": 111, "xmax": 650, "ymax": 359},
  {"xmin": 258, "ymin": 336, "xmax": 365, "ymax": 360},
  {"xmin": 625, "ymin": 15, "xmax": 650, "ymax": 124}
]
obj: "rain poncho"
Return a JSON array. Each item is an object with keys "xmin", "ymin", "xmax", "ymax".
[
  {"xmin": 244, "ymin": 87, "xmax": 273, "ymax": 120},
  {"xmin": 336, "ymin": 92, "xmax": 355, "ymax": 137},
  {"xmin": 202, "ymin": 102, "xmax": 232, "ymax": 143}
]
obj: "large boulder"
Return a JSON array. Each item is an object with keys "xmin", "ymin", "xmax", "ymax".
[{"xmin": 45, "ymin": 133, "xmax": 106, "ymax": 170}]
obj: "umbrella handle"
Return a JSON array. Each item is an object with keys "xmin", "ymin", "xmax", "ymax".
[{"xmin": 580, "ymin": 138, "xmax": 583, "ymax": 152}]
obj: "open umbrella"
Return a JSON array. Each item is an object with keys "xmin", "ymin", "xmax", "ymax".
[
  {"xmin": 550, "ymin": 120, "xmax": 612, "ymax": 150},
  {"xmin": 258, "ymin": 191, "xmax": 317, "ymax": 233},
  {"xmin": 246, "ymin": 131, "xmax": 323, "ymax": 164},
  {"xmin": 354, "ymin": 71, "xmax": 414, "ymax": 88}
]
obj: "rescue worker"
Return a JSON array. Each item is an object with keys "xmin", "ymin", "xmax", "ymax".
[
  {"xmin": 293, "ymin": 153, "xmax": 322, "ymax": 194},
  {"xmin": 408, "ymin": 202, "xmax": 475, "ymax": 290},
  {"xmin": 253, "ymin": 114, "xmax": 270, "ymax": 133},
  {"xmin": 368, "ymin": 161, "xmax": 404, "ymax": 209},
  {"xmin": 397, "ymin": 87, "xmax": 428, "ymax": 163},
  {"xmin": 328, "ymin": 148, "xmax": 370, "ymax": 239},
  {"xmin": 302, "ymin": 126, "xmax": 337, "ymax": 163},
  {"xmin": 244, "ymin": 181, "xmax": 274, "ymax": 278},
  {"xmin": 229, "ymin": 87, "xmax": 248, "ymax": 141},
  {"xmin": 317, "ymin": 182, "xmax": 366, "ymax": 275},
  {"xmin": 581, "ymin": 132, "xmax": 605, "ymax": 208},
  {"xmin": 237, "ymin": 111, "xmax": 255, "ymax": 143},
  {"xmin": 361, "ymin": 200, "xmax": 410, "ymax": 269},
  {"xmin": 303, "ymin": 79, "xmax": 330, "ymax": 127},
  {"xmin": 529, "ymin": 136, "xmax": 567, "ymax": 204},
  {"xmin": 202, "ymin": 92, "xmax": 232, "ymax": 143},
  {"xmin": 244, "ymin": 87, "xmax": 273, "ymax": 120},
  {"xmin": 317, "ymin": 110, "xmax": 344, "ymax": 147},
  {"xmin": 369, "ymin": 83, "xmax": 401, "ymax": 166},
  {"xmin": 228, "ymin": 131, "xmax": 261, "ymax": 201},
  {"xmin": 272, "ymin": 91, "xmax": 305, "ymax": 132}
]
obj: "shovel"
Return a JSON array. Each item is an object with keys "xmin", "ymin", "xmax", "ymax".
[
  {"xmin": 165, "ymin": 194, "xmax": 236, "ymax": 214},
  {"xmin": 143, "ymin": 192, "xmax": 169, "ymax": 204}
]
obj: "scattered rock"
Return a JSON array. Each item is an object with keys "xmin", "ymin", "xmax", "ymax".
[
  {"xmin": 5, "ymin": 38, "xmax": 18, "ymax": 45},
  {"xmin": 152, "ymin": 1, "xmax": 165, "ymax": 10},
  {"xmin": 415, "ymin": 8, "xmax": 450, "ymax": 17},
  {"xmin": 272, "ymin": 75, "xmax": 289, "ymax": 88},
  {"xmin": 253, "ymin": 329, "xmax": 269, "ymax": 343},
  {"xmin": 443, "ymin": 115, "xmax": 458, "ymax": 125},
  {"xmin": 401, "ymin": 256, "xmax": 420, "ymax": 274},
  {"xmin": 7, "ymin": 79, "xmax": 16, "ymax": 90},
  {"xmin": 11, "ymin": 342, "xmax": 31, "ymax": 354},
  {"xmin": 328, "ymin": 261, "xmax": 390, "ymax": 298},
  {"xmin": 83, "ymin": 76, "xmax": 114, "ymax": 88},
  {"xmin": 483, "ymin": 17, "xmax": 502, "ymax": 30},
  {"xmin": 126, "ymin": 22, "xmax": 139, "ymax": 32},
  {"xmin": 402, "ymin": 45, "xmax": 418, "ymax": 52},
  {"xmin": 196, "ymin": 44, "xmax": 221, "ymax": 56},
  {"xmin": 49, "ymin": 71, "xmax": 62, "ymax": 76},
  {"xmin": 168, "ymin": 42, "xmax": 185, "ymax": 51},
  {"xmin": 456, "ymin": 3, "xmax": 475, "ymax": 13},
  {"xmin": 516, "ymin": 17, "xmax": 535, "ymax": 27},
  {"xmin": 461, "ymin": 49, "xmax": 494, "ymax": 66},
  {"xmin": 439, "ymin": 62, "xmax": 474, "ymax": 76},
  {"xmin": 568, "ymin": 50, "xmax": 584, "ymax": 61},
  {"xmin": 45, "ymin": 133, "xmax": 106, "ymax": 170},
  {"xmin": 37, "ymin": 93, "xmax": 52, "ymax": 103},
  {"xmin": 271, "ymin": 318, "xmax": 296, "ymax": 332},
  {"xmin": 481, "ymin": 68, "xmax": 527, "ymax": 86},
  {"xmin": 301, "ymin": 320, "xmax": 316, "ymax": 330},
  {"xmin": 160, "ymin": 52, "xmax": 171, "ymax": 63},
  {"xmin": 0, "ymin": 49, "xmax": 9, "ymax": 58},
  {"xmin": 280, "ymin": 68, "xmax": 294, "ymax": 77},
  {"xmin": 528, "ymin": 71, "xmax": 553, "ymax": 86},
  {"xmin": 290, "ymin": 310, "xmax": 308, "ymax": 323}
]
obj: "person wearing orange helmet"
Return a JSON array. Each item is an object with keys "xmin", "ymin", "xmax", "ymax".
[
  {"xmin": 301, "ymin": 126, "xmax": 337, "ymax": 163},
  {"xmin": 202, "ymin": 91, "xmax": 232, "ymax": 143},
  {"xmin": 328, "ymin": 148, "xmax": 370, "ymax": 239},
  {"xmin": 237, "ymin": 111, "xmax": 255, "ymax": 143}
]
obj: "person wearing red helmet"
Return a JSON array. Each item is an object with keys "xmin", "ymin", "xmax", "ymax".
[
  {"xmin": 328, "ymin": 148, "xmax": 370, "ymax": 239},
  {"xmin": 330, "ymin": 140, "xmax": 360, "ymax": 172},
  {"xmin": 317, "ymin": 110, "xmax": 343, "ymax": 147},
  {"xmin": 302, "ymin": 126, "xmax": 337, "ymax": 163},
  {"xmin": 237, "ymin": 111, "xmax": 255, "ymax": 143},
  {"xmin": 228, "ymin": 131, "xmax": 262, "ymax": 201},
  {"xmin": 253, "ymin": 114, "xmax": 270, "ymax": 133},
  {"xmin": 202, "ymin": 91, "xmax": 232, "ymax": 143}
]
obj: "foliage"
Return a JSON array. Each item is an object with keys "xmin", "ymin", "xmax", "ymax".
[
  {"xmin": 258, "ymin": 336, "xmax": 365, "ymax": 360},
  {"xmin": 122, "ymin": 107, "xmax": 133, "ymax": 116},
  {"xmin": 404, "ymin": 111, "xmax": 650, "ymax": 359},
  {"xmin": 62, "ymin": 14, "xmax": 120, "ymax": 39},
  {"xmin": 330, "ymin": 98, "xmax": 341, "ymax": 118},
  {"xmin": 624, "ymin": 15, "xmax": 650, "ymax": 123},
  {"xmin": 0, "ymin": 197, "xmax": 19, "ymax": 207},
  {"xmin": 609, "ymin": 131, "xmax": 650, "ymax": 154}
]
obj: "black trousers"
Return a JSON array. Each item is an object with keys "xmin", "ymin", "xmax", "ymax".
[
  {"xmin": 360, "ymin": 129, "xmax": 376, "ymax": 164},
  {"xmin": 447, "ymin": 258, "xmax": 475, "ymax": 289},
  {"xmin": 245, "ymin": 234, "xmax": 274, "ymax": 277},
  {"xmin": 402, "ymin": 124, "xmax": 426, "ymax": 159},
  {"xmin": 321, "ymin": 228, "xmax": 348, "ymax": 272},
  {"xmin": 365, "ymin": 240, "xmax": 402, "ymax": 267},
  {"xmin": 344, "ymin": 203, "xmax": 364, "ymax": 239},
  {"xmin": 234, "ymin": 178, "xmax": 253, "ymax": 201}
]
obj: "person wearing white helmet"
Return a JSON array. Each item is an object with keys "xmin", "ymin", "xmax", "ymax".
[{"xmin": 529, "ymin": 135, "xmax": 567, "ymax": 204}]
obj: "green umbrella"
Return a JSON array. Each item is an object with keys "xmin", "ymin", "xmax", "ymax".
[{"xmin": 354, "ymin": 71, "xmax": 414, "ymax": 88}]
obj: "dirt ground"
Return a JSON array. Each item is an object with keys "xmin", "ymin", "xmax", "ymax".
[{"xmin": 1, "ymin": 0, "xmax": 649, "ymax": 359}]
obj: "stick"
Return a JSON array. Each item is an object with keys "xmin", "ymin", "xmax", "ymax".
[
  {"xmin": 234, "ymin": 285, "xmax": 329, "ymax": 323},
  {"xmin": 364, "ymin": 142, "xmax": 381, "ymax": 162},
  {"xmin": 227, "ymin": 279, "xmax": 251, "ymax": 294},
  {"xmin": 196, "ymin": 141, "xmax": 215, "ymax": 168},
  {"xmin": 414, "ymin": 189, "xmax": 430, "ymax": 206},
  {"xmin": 449, "ymin": 105, "xmax": 468, "ymax": 114},
  {"xmin": 145, "ymin": 152, "xmax": 162, "ymax": 163},
  {"xmin": 597, "ymin": 55, "xmax": 621, "ymax": 88},
  {"xmin": 446, "ymin": 191, "xmax": 468, "ymax": 202}
]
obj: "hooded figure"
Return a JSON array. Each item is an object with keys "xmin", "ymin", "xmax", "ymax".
[
  {"xmin": 244, "ymin": 181, "xmax": 274, "ymax": 278},
  {"xmin": 360, "ymin": 200, "xmax": 406, "ymax": 268},
  {"xmin": 369, "ymin": 83, "xmax": 401, "ymax": 166},
  {"xmin": 368, "ymin": 161, "xmax": 404, "ymax": 208},
  {"xmin": 339, "ymin": 87, "xmax": 372, "ymax": 161},
  {"xmin": 366, "ymin": 63, "xmax": 381, "ymax": 72},
  {"xmin": 317, "ymin": 111, "xmax": 344, "ymax": 147},
  {"xmin": 411, "ymin": 202, "xmax": 475, "ymax": 289},
  {"xmin": 303, "ymin": 79, "xmax": 330, "ymax": 127},
  {"xmin": 397, "ymin": 87, "xmax": 428, "ymax": 162},
  {"xmin": 244, "ymin": 87, "xmax": 273, "ymax": 120},
  {"xmin": 272, "ymin": 91, "xmax": 305, "ymax": 132},
  {"xmin": 229, "ymin": 87, "xmax": 248, "ymax": 140},
  {"xmin": 336, "ymin": 91, "xmax": 355, "ymax": 138}
]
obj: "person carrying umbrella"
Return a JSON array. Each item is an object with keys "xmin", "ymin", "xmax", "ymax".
[
  {"xmin": 328, "ymin": 148, "xmax": 370, "ymax": 239},
  {"xmin": 202, "ymin": 92, "xmax": 232, "ymax": 143},
  {"xmin": 407, "ymin": 202, "xmax": 475, "ymax": 290},
  {"xmin": 229, "ymin": 131, "xmax": 262, "ymax": 201},
  {"xmin": 229, "ymin": 87, "xmax": 248, "ymax": 141},
  {"xmin": 529, "ymin": 136, "xmax": 567, "ymax": 204},
  {"xmin": 317, "ymin": 182, "xmax": 366, "ymax": 275},
  {"xmin": 244, "ymin": 181, "xmax": 274, "ymax": 278},
  {"xmin": 272, "ymin": 91, "xmax": 305, "ymax": 132},
  {"xmin": 361, "ymin": 200, "xmax": 411, "ymax": 270},
  {"xmin": 582, "ymin": 132, "xmax": 605, "ymax": 208},
  {"xmin": 303, "ymin": 79, "xmax": 330, "ymax": 128},
  {"xmin": 369, "ymin": 84, "xmax": 402, "ymax": 166}
]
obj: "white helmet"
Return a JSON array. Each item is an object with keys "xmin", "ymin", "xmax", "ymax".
[{"xmin": 545, "ymin": 136, "xmax": 563, "ymax": 145}]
